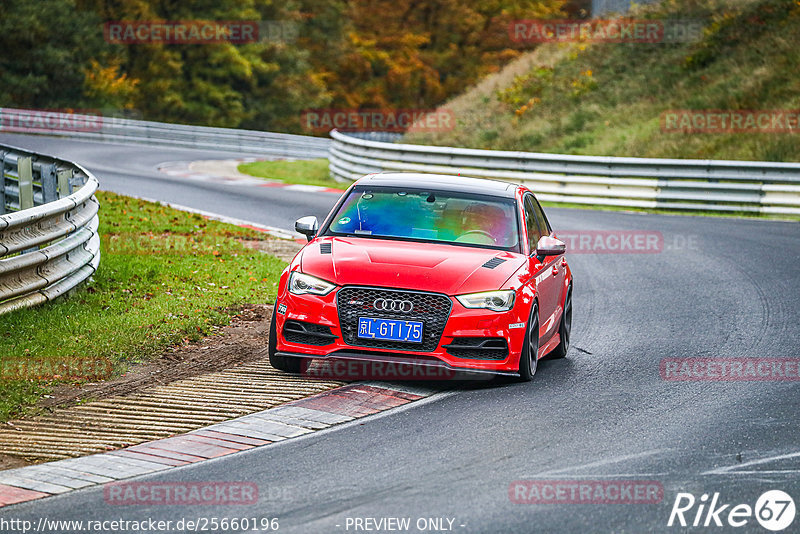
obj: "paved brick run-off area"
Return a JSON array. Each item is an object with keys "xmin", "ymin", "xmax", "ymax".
[
  {"xmin": 0, "ymin": 360, "xmax": 344, "ymax": 463},
  {"xmin": 0, "ymin": 382, "xmax": 435, "ymax": 507}
]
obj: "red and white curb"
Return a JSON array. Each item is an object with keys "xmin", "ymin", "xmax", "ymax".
[
  {"xmin": 0, "ymin": 382, "xmax": 437, "ymax": 508},
  {"xmin": 158, "ymin": 160, "xmax": 345, "ymax": 194}
]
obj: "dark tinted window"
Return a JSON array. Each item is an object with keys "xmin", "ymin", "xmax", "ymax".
[
  {"xmin": 531, "ymin": 196, "xmax": 551, "ymax": 236},
  {"xmin": 524, "ymin": 196, "xmax": 541, "ymax": 253}
]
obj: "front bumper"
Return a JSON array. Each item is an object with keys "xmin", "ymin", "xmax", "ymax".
[
  {"xmin": 276, "ymin": 350, "xmax": 521, "ymax": 379},
  {"xmin": 275, "ymin": 285, "xmax": 530, "ymax": 375}
]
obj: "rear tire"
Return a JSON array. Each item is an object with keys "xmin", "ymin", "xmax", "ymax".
[
  {"xmin": 518, "ymin": 302, "xmax": 539, "ymax": 382},
  {"xmin": 547, "ymin": 284, "xmax": 572, "ymax": 360},
  {"xmin": 268, "ymin": 310, "xmax": 302, "ymax": 373}
]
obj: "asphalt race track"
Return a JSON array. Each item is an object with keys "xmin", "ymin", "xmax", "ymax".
[
  {"xmin": 0, "ymin": 133, "xmax": 340, "ymax": 232},
  {"xmin": 1, "ymin": 133, "xmax": 799, "ymax": 532}
]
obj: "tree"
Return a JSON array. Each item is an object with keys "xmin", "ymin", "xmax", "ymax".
[{"xmin": 0, "ymin": 0, "xmax": 108, "ymax": 109}]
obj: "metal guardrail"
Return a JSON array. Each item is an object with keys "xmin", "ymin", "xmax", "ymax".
[
  {"xmin": 0, "ymin": 145, "xmax": 100, "ymax": 315},
  {"xmin": 329, "ymin": 130, "xmax": 800, "ymax": 215},
  {"xmin": 592, "ymin": 0, "xmax": 659, "ymax": 16},
  {"xmin": 0, "ymin": 108, "xmax": 330, "ymax": 159}
]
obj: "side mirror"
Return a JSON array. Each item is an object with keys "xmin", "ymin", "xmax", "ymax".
[
  {"xmin": 295, "ymin": 216, "xmax": 319, "ymax": 242},
  {"xmin": 536, "ymin": 235, "xmax": 566, "ymax": 256}
]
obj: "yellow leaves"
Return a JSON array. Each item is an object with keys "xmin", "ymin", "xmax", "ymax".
[
  {"xmin": 515, "ymin": 97, "xmax": 541, "ymax": 117},
  {"xmin": 569, "ymin": 70, "xmax": 598, "ymax": 99},
  {"xmin": 497, "ymin": 67, "xmax": 553, "ymax": 110},
  {"xmin": 83, "ymin": 59, "xmax": 138, "ymax": 107}
]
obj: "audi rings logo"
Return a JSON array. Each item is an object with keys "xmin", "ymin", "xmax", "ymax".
[{"xmin": 373, "ymin": 298, "xmax": 414, "ymax": 313}]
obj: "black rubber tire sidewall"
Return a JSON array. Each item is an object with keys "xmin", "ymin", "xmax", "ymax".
[{"xmin": 518, "ymin": 302, "xmax": 538, "ymax": 382}]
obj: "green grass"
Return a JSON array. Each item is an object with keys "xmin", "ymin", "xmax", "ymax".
[
  {"xmin": 0, "ymin": 192, "xmax": 287, "ymax": 422},
  {"xmin": 238, "ymin": 159, "xmax": 343, "ymax": 188},
  {"xmin": 405, "ymin": 0, "xmax": 800, "ymax": 163}
]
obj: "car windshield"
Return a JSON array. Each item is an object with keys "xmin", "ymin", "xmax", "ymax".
[{"xmin": 324, "ymin": 187, "xmax": 520, "ymax": 251}]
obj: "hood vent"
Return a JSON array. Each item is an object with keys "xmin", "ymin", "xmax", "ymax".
[
  {"xmin": 481, "ymin": 257, "xmax": 506, "ymax": 269},
  {"xmin": 320, "ymin": 242, "xmax": 332, "ymax": 254}
]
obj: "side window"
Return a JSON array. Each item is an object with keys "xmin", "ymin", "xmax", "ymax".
[
  {"xmin": 524, "ymin": 196, "xmax": 541, "ymax": 254},
  {"xmin": 531, "ymin": 197, "xmax": 551, "ymax": 237}
]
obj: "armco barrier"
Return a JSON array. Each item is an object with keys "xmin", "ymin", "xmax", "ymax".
[
  {"xmin": 328, "ymin": 129, "xmax": 800, "ymax": 215},
  {"xmin": 0, "ymin": 107, "xmax": 330, "ymax": 160},
  {"xmin": 0, "ymin": 145, "xmax": 100, "ymax": 315}
]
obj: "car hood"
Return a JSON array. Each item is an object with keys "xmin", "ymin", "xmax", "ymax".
[{"xmin": 300, "ymin": 237, "xmax": 525, "ymax": 295}]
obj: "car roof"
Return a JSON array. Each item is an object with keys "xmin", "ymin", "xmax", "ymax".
[{"xmin": 355, "ymin": 172, "xmax": 519, "ymax": 199}]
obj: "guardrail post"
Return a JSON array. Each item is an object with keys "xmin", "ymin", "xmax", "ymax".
[
  {"xmin": 17, "ymin": 156, "xmax": 34, "ymax": 210},
  {"xmin": 57, "ymin": 168, "xmax": 73, "ymax": 197},
  {"xmin": 42, "ymin": 163, "xmax": 59, "ymax": 204},
  {"xmin": 0, "ymin": 152, "xmax": 6, "ymax": 215}
]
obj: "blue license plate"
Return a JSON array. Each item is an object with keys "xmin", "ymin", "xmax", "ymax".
[{"xmin": 357, "ymin": 317, "xmax": 423, "ymax": 343}]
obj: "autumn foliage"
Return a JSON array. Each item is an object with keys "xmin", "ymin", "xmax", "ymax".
[{"xmin": 0, "ymin": 0, "xmax": 568, "ymax": 133}]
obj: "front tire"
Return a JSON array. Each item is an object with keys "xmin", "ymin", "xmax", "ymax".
[
  {"xmin": 268, "ymin": 310, "xmax": 302, "ymax": 373},
  {"xmin": 518, "ymin": 302, "xmax": 539, "ymax": 381},
  {"xmin": 547, "ymin": 284, "xmax": 572, "ymax": 360}
]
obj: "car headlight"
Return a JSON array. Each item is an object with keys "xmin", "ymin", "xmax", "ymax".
[
  {"xmin": 455, "ymin": 290, "xmax": 515, "ymax": 312},
  {"xmin": 288, "ymin": 272, "xmax": 336, "ymax": 296}
]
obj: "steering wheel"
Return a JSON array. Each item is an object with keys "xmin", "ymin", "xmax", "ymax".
[{"xmin": 456, "ymin": 230, "xmax": 497, "ymax": 244}]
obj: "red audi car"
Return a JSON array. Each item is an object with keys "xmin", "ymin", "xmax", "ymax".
[{"xmin": 269, "ymin": 173, "xmax": 572, "ymax": 380}]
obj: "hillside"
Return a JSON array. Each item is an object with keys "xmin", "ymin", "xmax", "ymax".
[{"xmin": 404, "ymin": 0, "xmax": 800, "ymax": 162}]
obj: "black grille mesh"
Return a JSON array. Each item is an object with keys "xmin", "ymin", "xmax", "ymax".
[
  {"xmin": 445, "ymin": 337, "xmax": 509, "ymax": 360},
  {"xmin": 283, "ymin": 320, "xmax": 336, "ymax": 346},
  {"xmin": 336, "ymin": 287, "xmax": 452, "ymax": 352}
]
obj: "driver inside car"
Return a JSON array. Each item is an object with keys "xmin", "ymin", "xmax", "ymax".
[{"xmin": 455, "ymin": 202, "xmax": 506, "ymax": 245}]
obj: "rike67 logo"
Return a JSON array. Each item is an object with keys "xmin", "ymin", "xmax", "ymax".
[{"xmin": 668, "ymin": 490, "xmax": 795, "ymax": 531}]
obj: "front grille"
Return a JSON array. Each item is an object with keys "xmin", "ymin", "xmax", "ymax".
[
  {"xmin": 444, "ymin": 337, "xmax": 509, "ymax": 360},
  {"xmin": 283, "ymin": 320, "xmax": 337, "ymax": 346},
  {"xmin": 336, "ymin": 287, "xmax": 452, "ymax": 352}
]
